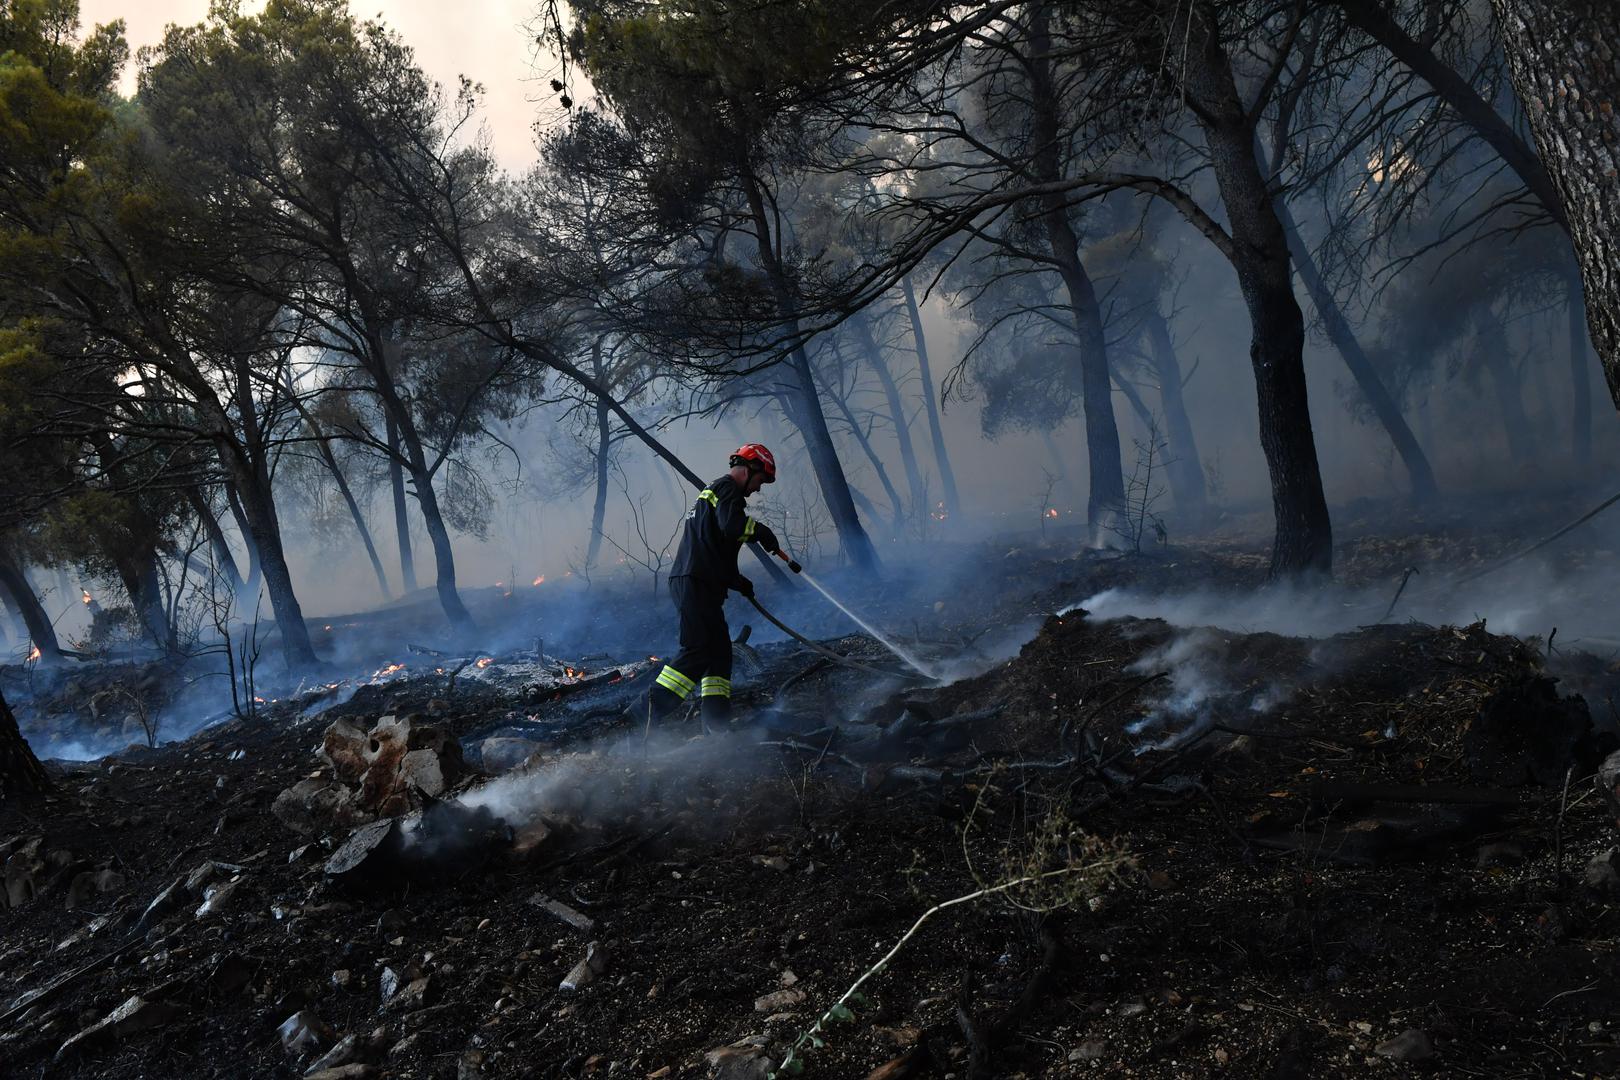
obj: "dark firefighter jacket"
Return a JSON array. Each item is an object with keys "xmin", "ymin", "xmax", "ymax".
[{"xmin": 669, "ymin": 476, "xmax": 758, "ymax": 591}]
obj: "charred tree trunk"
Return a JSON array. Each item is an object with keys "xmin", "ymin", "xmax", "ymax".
[
  {"xmin": 1178, "ymin": 3, "xmax": 1333, "ymax": 577},
  {"xmin": 587, "ymin": 341, "xmax": 612, "ymax": 571},
  {"xmin": 223, "ymin": 482, "xmax": 261, "ymax": 599},
  {"xmin": 740, "ymin": 170, "xmax": 880, "ymax": 571},
  {"xmin": 1494, "ymin": 0, "xmax": 1620, "ymax": 409},
  {"xmin": 1475, "ymin": 310, "xmax": 1536, "ymax": 464},
  {"xmin": 307, "ymin": 423, "xmax": 390, "ymax": 599},
  {"xmin": 1567, "ymin": 268, "xmax": 1595, "ymax": 469},
  {"xmin": 0, "ymin": 690, "xmax": 48, "ymax": 800},
  {"xmin": 385, "ymin": 410, "xmax": 417, "ymax": 593},
  {"xmin": 1276, "ymin": 201, "xmax": 1439, "ymax": 503},
  {"xmin": 1142, "ymin": 312, "xmax": 1209, "ymax": 526},
  {"xmin": 1030, "ymin": 6, "xmax": 1127, "ymax": 542},
  {"xmin": 822, "ymin": 375, "xmax": 907, "ymax": 532},
  {"xmin": 0, "ymin": 555, "xmax": 61, "ymax": 664},
  {"xmin": 184, "ymin": 488, "xmax": 245, "ymax": 597},
  {"xmin": 113, "ymin": 551, "xmax": 174, "ymax": 656},
  {"xmin": 221, "ymin": 446, "xmax": 318, "ymax": 666},
  {"xmin": 852, "ymin": 313, "xmax": 927, "ymax": 523},
  {"xmin": 900, "ymin": 277, "xmax": 961, "ymax": 522}
]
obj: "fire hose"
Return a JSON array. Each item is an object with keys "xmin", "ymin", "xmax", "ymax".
[{"xmin": 746, "ymin": 547, "xmax": 925, "ymax": 680}]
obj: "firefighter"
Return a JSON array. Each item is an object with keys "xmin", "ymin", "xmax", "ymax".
[{"xmin": 642, "ymin": 444, "xmax": 782, "ymax": 726}]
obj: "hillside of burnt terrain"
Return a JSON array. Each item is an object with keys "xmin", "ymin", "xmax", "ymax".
[{"xmin": 5, "ymin": 510, "xmax": 1620, "ymax": 1080}]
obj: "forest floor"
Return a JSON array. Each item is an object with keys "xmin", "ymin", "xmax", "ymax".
[{"xmin": 5, "ymin": 490, "xmax": 1620, "ymax": 1080}]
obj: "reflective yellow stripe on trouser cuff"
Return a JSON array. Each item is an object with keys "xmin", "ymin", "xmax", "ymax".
[
  {"xmin": 656, "ymin": 665, "xmax": 695, "ymax": 698},
  {"xmin": 700, "ymin": 676, "xmax": 732, "ymax": 698}
]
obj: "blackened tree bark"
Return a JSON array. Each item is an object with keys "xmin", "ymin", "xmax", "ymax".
[
  {"xmin": 308, "ymin": 422, "xmax": 391, "ymax": 599},
  {"xmin": 900, "ymin": 277, "xmax": 961, "ymax": 521},
  {"xmin": 824, "ymin": 349, "xmax": 908, "ymax": 529},
  {"xmin": 185, "ymin": 488, "xmax": 245, "ymax": 597},
  {"xmin": 586, "ymin": 340, "xmax": 612, "ymax": 571},
  {"xmin": 1029, "ymin": 6, "xmax": 1127, "ymax": 541},
  {"xmin": 1175, "ymin": 1, "xmax": 1333, "ymax": 577},
  {"xmin": 224, "ymin": 483, "xmax": 261, "ymax": 598},
  {"xmin": 0, "ymin": 690, "xmax": 48, "ymax": 800},
  {"xmin": 1142, "ymin": 312, "xmax": 1209, "ymax": 526},
  {"xmin": 1275, "ymin": 201, "xmax": 1439, "ymax": 503},
  {"xmin": 1567, "ymin": 270, "xmax": 1595, "ymax": 468},
  {"xmin": 740, "ymin": 171, "xmax": 881, "ymax": 570},
  {"xmin": 851, "ymin": 312, "xmax": 927, "ymax": 523},
  {"xmin": 0, "ymin": 553, "xmax": 60, "ymax": 664},
  {"xmin": 385, "ymin": 410, "xmax": 417, "ymax": 592},
  {"xmin": 1492, "ymin": 0, "xmax": 1620, "ymax": 408}
]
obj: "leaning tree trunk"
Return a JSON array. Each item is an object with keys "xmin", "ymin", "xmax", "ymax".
[
  {"xmin": 224, "ymin": 482, "xmax": 262, "ymax": 600},
  {"xmin": 1566, "ymin": 267, "xmax": 1595, "ymax": 469},
  {"xmin": 0, "ymin": 690, "xmax": 48, "ymax": 800},
  {"xmin": 1030, "ymin": 6, "xmax": 1127, "ymax": 543},
  {"xmin": 385, "ymin": 411, "xmax": 418, "ymax": 593},
  {"xmin": 1492, "ymin": 0, "xmax": 1620, "ymax": 408},
  {"xmin": 586, "ymin": 341, "xmax": 612, "ymax": 571},
  {"xmin": 741, "ymin": 171, "xmax": 881, "ymax": 571},
  {"xmin": 900, "ymin": 277, "xmax": 961, "ymax": 522},
  {"xmin": 0, "ymin": 556, "xmax": 61, "ymax": 664},
  {"xmin": 407, "ymin": 467, "xmax": 475, "ymax": 633},
  {"xmin": 184, "ymin": 488, "xmax": 245, "ymax": 596},
  {"xmin": 112, "ymin": 547, "xmax": 176, "ymax": 656},
  {"xmin": 308, "ymin": 424, "xmax": 391, "ymax": 599},
  {"xmin": 1181, "ymin": 3, "xmax": 1333, "ymax": 577},
  {"xmin": 1142, "ymin": 311, "xmax": 1209, "ymax": 526},
  {"xmin": 822, "ymin": 377, "xmax": 907, "ymax": 532},
  {"xmin": 221, "ymin": 446, "xmax": 318, "ymax": 666},
  {"xmin": 852, "ymin": 313, "xmax": 927, "ymax": 525},
  {"xmin": 1276, "ymin": 200, "xmax": 1439, "ymax": 503}
]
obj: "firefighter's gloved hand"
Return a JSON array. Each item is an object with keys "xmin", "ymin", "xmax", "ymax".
[
  {"xmin": 752, "ymin": 523, "xmax": 780, "ymax": 554},
  {"xmin": 733, "ymin": 575, "xmax": 755, "ymax": 598}
]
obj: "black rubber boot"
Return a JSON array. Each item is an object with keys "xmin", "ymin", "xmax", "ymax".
[{"xmin": 699, "ymin": 694, "xmax": 731, "ymax": 732}]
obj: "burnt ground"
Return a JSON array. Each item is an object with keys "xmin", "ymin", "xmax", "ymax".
[{"xmin": 6, "ymin": 497, "xmax": 1620, "ymax": 1080}]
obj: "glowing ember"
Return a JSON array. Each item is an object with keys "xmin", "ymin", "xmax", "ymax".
[
  {"xmin": 372, "ymin": 662, "xmax": 406, "ymax": 679},
  {"xmin": 81, "ymin": 589, "xmax": 92, "ymax": 605},
  {"xmin": 564, "ymin": 667, "xmax": 578, "ymax": 678},
  {"xmin": 323, "ymin": 625, "xmax": 333, "ymax": 632},
  {"xmin": 26, "ymin": 644, "xmax": 40, "ymax": 662},
  {"xmin": 1045, "ymin": 508, "xmax": 1059, "ymax": 519},
  {"xmin": 532, "ymin": 574, "xmax": 545, "ymax": 586},
  {"xmin": 476, "ymin": 657, "xmax": 493, "ymax": 669}
]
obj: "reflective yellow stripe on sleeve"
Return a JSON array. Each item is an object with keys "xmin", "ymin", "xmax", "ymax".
[
  {"xmin": 698, "ymin": 489, "xmax": 719, "ymax": 508},
  {"xmin": 741, "ymin": 517, "xmax": 756, "ymax": 542}
]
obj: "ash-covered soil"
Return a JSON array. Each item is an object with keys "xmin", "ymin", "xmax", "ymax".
[{"xmin": 6, "ymin": 517, "xmax": 1620, "ymax": 1080}]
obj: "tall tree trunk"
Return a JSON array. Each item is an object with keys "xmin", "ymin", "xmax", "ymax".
[
  {"xmin": 220, "ymin": 446, "xmax": 318, "ymax": 667},
  {"xmin": 851, "ymin": 313, "xmax": 927, "ymax": 523},
  {"xmin": 407, "ymin": 465, "xmax": 474, "ymax": 633},
  {"xmin": 1567, "ymin": 268, "xmax": 1595, "ymax": 468},
  {"xmin": 1030, "ymin": 5, "xmax": 1127, "ymax": 543},
  {"xmin": 587, "ymin": 341, "xmax": 612, "ymax": 571},
  {"xmin": 1276, "ymin": 200, "xmax": 1439, "ymax": 503},
  {"xmin": 185, "ymin": 488, "xmax": 245, "ymax": 596},
  {"xmin": 1179, "ymin": 3, "xmax": 1333, "ymax": 577},
  {"xmin": 309, "ymin": 425, "xmax": 391, "ymax": 599},
  {"xmin": 1492, "ymin": 0, "xmax": 1620, "ymax": 405},
  {"xmin": 740, "ymin": 170, "xmax": 881, "ymax": 571},
  {"xmin": 1476, "ymin": 310, "xmax": 1536, "ymax": 464},
  {"xmin": 385, "ymin": 411, "xmax": 417, "ymax": 592},
  {"xmin": 822, "ymin": 382, "xmax": 907, "ymax": 532},
  {"xmin": 900, "ymin": 277, "xmax": 961, "ymax": 522},
  {"xmin": 1142, "ymin": 312, "xmax": 1210, "ymax": 526},
  {"xmin": 224, "ymin": 482, "xmax": 261, "ymax": 599},
  {"xmin": 0, "ymin": 690, "xmax": 49, "ymax": 800},
  {"xmin": 0, "ymin": 555, "xmax": 61, "ymax": 664},
  {"xmin": 112, "ymin": 550, "xmax": 174, "ymax": 656}
]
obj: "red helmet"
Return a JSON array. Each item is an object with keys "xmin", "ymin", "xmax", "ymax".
[{"xmin": 731, "ymin": 443, "xmax": 776, "ymax": 482}]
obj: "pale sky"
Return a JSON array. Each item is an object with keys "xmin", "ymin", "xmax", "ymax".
[{"xmin": 79, "ymin": 0, "xmax": 560, "ymax": 172}]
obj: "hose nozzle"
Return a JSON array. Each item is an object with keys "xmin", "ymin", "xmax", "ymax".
[{"xmin": 773, "ymin": 548, "xmax": 802, "ymax": 574}]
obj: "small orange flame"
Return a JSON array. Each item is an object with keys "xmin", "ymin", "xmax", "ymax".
[
  {"xmin": 476, "ymin": 657, "xmax": 493, "ymax": 669},
  {"xmin": 26, "ymin": 644, "xmax": 40, "ymax": 661},
  {"xmin": 1045, "ymin": 508, "xmax": 1059, "ymax": 519},
  {"xmin": 81, "ymin": 590, "xmax": 92, "ymax": 605},
  {"xmin": 372, "ymin": 662, "xmax": 405, "ymax": 679},
  {"xmin": 532, "ymin": 574, "xmax": 545, "ymax": 586}
]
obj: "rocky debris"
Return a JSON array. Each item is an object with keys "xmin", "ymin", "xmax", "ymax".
[
  {"xmin": 304, "ymin": 1033, "xmax": 368, "ymax": 1074},
  {"xmin": 560, "ymin": 941, "xmax": 608, "ymax": 992},
  {"xmin": 1068, "ymin": 1040, "xmax": 1108, "ymax": 1062},
  {"xmin": 277, "ymin": 714, "xmax": 467, "ymax": 838},
  {"xmin": 64, "ymin": 866, "xmax": 125, "ymax": 910},
  {"xmin": 1584, "ymin": 847, "xmax": 1620, "ymax": 896},
  {"xmin": 704, "ymin": 1037, "xmax": 773, "ymax": 1080},
  {"xmin": 478, "ymin": 736, "xmax": 544, "ymax": 774},
  {"xmin": 529, "ymin": 892, "xmax": 595, "ymax": 932},
  {"xmin": 1476, "ymin": 840, "xmax": 1526, "ymax": 867},
  {"xmin": 753, "ymin": 987, "xmax": 807, "ymax": 1013},
  {"xmin": 305, "ymin": 1065, "xmax": 380, "ymax": 1080},
  {"xmin": 195, "ymin": 879, "xmax": 241, "ymax": 918},
  {"xmin": 3, "ymin": 836, "xmax": 77, "ymax": 909},
  {"xmin": 1463, "ymin": 676, "xmax": 1594, "ymax": 787},
  {"xmin": 1597, "ymin": 749, "xmax": 1620, "ymax": 829},
  {"xmin": 279, "ymin": 1010, "xmax": 333, "ymax": 1057},
  {"xmin": 1375, "ymin": 1028, "xmax": 1436, "ymax": 1062},
  {"xmin": 55, "ymin": 994, "xmax": 187, "ymax": 1061}
]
